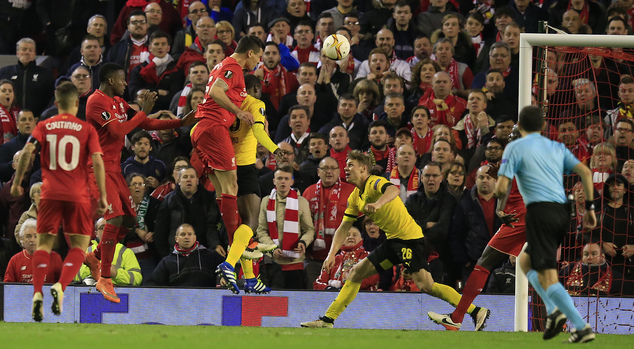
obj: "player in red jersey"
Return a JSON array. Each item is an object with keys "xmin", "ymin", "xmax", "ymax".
[
  {"xmin": 190, "ymin": 36, "xmax": 264, "ymax": 294},
  {"xmin": 429, "ymin": 128, "xmax": 527, "ymax": 331},
  {"xmin": 84, "ymin": 63, "xmax": 195, "ymax": 303},
  {"xmin": 10, "ymin": 82, "xmax": 108, "ymax": 322}
]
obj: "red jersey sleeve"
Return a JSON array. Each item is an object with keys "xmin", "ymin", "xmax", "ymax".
[
  {"xmin": 86, "ymin": 94, "xmax": 118, "ymax": 129},
  {"xmin": 216, "ymin": 62, "xmax": 243, "ymax": 90}
]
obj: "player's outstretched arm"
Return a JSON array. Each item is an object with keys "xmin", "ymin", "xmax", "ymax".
[
  {"xmin": 92, "ymin": 153, "xmax": 108, "ymax": 216},
  {"xmin": 9, "ymin": 142, "xmax": 36, "ymax": 197},
  {"xmin": 572, "ymin": 162, "xmax": 597, "ymax": 231},
  {"xmin": 324, "ymin": 220, "xmax": 354, "ymax": 272}
]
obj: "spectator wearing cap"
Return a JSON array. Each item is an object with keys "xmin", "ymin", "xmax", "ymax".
[
  {"xmin": 40, "ymin": 66, "xmax": 94, "ymax": 121},
  {"xmin": 267, "ymin": 18, "xmax": 294, "ymax": 49}
]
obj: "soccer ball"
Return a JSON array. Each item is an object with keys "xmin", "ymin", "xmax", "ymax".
[{"xmin": 322, "ymin": 34, "xmax": 351, "ymax": 61}]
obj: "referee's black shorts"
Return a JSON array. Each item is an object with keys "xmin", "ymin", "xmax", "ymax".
[
  {"xmin": 237, "ymin": 164, "xmax": 260, "ymax": 197},
  {"xmin": 525, "ymin": 202, "xmax": 571, "ymax": 270},
  {"xmin": 367, "ymin": 237, "xmax": 429, "ymax": 274}
]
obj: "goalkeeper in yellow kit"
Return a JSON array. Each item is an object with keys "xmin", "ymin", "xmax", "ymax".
[{"xmin": 301, "ymin": 151, "xmax": 488, "ymax": 328}]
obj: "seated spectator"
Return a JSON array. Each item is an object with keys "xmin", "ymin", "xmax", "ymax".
[
  {"xmin": 313, "ymin": 227, "xmax": 379, "ymax": 290},
  {"xmin": 182, "ymin": 87, "xmax": 206, "ymax": 118},
  {"xmin": 0, "ymin": 110, "xmax": 36, "ymax": 182},
  {"xmin": 590, "ymin": 142, "xmax": 617, "ymax": 194},
  {"xmin": 14, "ymin": 182, "xmax": 41, "ymax": 244},
  {"xmin": 314, "ymin": 13, "xmax": 335, "ymax": 50},
  {"xmin": 291, "ymin": 21, "xmax": 320, "ymax": 66},
  {"xmin": 62, "ymin": 15, "xmax": 111, "ymax": 75},
  {"xmin": 317, "ymin": 48, "xmax": 352, "ymax": 99},
  {"xmin": 452, "ymin": 90, "xmax": 495, "ymax": 151},
  {"xmin": 41, "ymin": 67, "xmax": 94, "ymax": 121},
  {"xmin": 122, "ymin": 130, "xmax": 168, "ymax": 192},
  {"xmin": 509, "ymin": 0, "xmax": 548, "ymax": 34},
  {"xmin": 405, "ymin": 161, "xmax": 458, "ymax": 284},
  {"xmin": 129, "ymin": 31, "xmax": 185, "ymax": 112},
  {"xmin": 66, "ymin": 35, "xmax": 105, "ymax": 91},
  {"xmin": 418, "ymin": 71, "xmax": 467, "ymax": 128},
  {"xmin": 486, "ymin": 256, "xmax": 516, "ymax": 294},
  {"xmin": 560, "ymin": 78, "xmax": 602, "ymax": 124},
  {"xmin": 216, "ymin": 21, "xmax": 238, "ymax": 56},
  {"xmin": 257, "ymin": 164, "xmax": 315, "ymax": 289},
  {"xmin": 0, "ymin": 80, "xmax": 20, "ymax": 144},
  {"xmin": 4, "ymin": 219, "xmax": 61, "ymax": 283},
  {"xmin": 152, "ymin": 156, "xmax": 190, "ymax": 201},
  {"xmin": 0, "ymin": 150, "xmax": 34, "ymax": 238},
  {"xmin": 150, "ymin": 112, "xmax": 192, "ymax": 165},
  {"xmin": 395, "ymin": 127, "xmax": 414, "ymax": 150},
  {"xmin": 445, "ymin": 161, "xmax": 467, "ymax": 200},
  {"xmin": 557, "ymin": 120, "xmax": 589, "ymax": 163},
  {"xmin": 431, "ymin": 15, "xmax": 476, "ymax": 71},
  {"xmin": 77, "ymin": 218, "xmax": 143, "ymax": 286},
  {"xmin": 431, "ymin": 139, "xmax": 457, "ymax": 173},
  {"xmin": 124, "ymin": 174, "xmax": 161, "ymax": 281},
  {"xmin": 356, "ymin": 29, "xmax": 412, "ymax": 84},
  {"xmin": 205, "ymin": 40, "xmax": 226, "ymax": 71},
  {"xmin": 176, "ymin": 16, "xmax": 217, "ymax": 76},
  {"xmin": 303, "ymin": 156, "xmax": 356, "ymax": 288},
  {"xmin": 450, "ymin": 165, "xmax": 501, "ymax": 281},
  {"xmin": 260, "ymin": 142, "xmax": 311, "ymax": 196},
  {"xmin": 299, "ymin": 133, "xmax": 330, "ymax": 185},
  {"xmin": 170, "ymin": 1, "xmax": 208, "ymax": 60},
  {"xmin": 623, "ymin": 159, "xmax": 634, "ymax": 185},
  {"xmin": 416, "ymin": 0, "xmax": 461, "ymax": 38},
  {"xmin": 352, "ymin": 78, "xmax": 381, "ymax": 121},
  {"xmin": 388, "ymin": 1, "xmax": 422, "ymax": 61},
  {"xmin": 329, "ymin": 126, "xmax": 352, "ymax": 181},
  {"xmin": 560, "ymin": 243, "xmax": 621, "ymax": 296},
  {"xmin": 366, "ymin": 120, "xmax": 396, "ymax": 173},
  {"xmin": 150, "ymin": 223, "xmax": 224, "ymax": 286},
  {"xmin": 0, "ymin": 38, "xmax": 54, "ymax": 117},
  {"xmin": 372, "ymin": 73, "xmax": 413, "ymax": 121},
  {"xmin": 155, "ymin": 166, "xmax": 224, "ymax": 257},
  {"xmin": 465, "ymin": 13, "xmax": 489, "ymax": 75},
  {"xmin": 390, "ymin": 144, "xmax": 419, "ymax": 202},
  {"xmin": 247, "ymin": 23, "xmax": 268, "ymax": 44},
  {"xmin": 431, "ymin": 38, "xmax": 473, "ymax": 100},
  {"xmin": 408, "ymin": 59, "xmax": 440, "ymax": 109},
  {"xmin": 467, "ymin": 115, "xmax": 515, "ymax": 174},
  {"xmin": 320, "ymin": 94, "xmax": 370, "ymax": 150},
  {"xmin": 501, "ymin": 23, "xmax": 521, "ymax": 69}
]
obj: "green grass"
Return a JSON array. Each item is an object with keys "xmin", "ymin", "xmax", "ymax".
[{"xmin": 0, "ymin": 322, "xmax": 629, "ymax": 349}]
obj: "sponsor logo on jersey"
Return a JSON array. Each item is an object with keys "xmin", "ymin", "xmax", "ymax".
[
  {"xmin": 224, "ymin": 71, "xmax": 233, "ymax": 79},
  {"xmin": 101, "ymin": 111, "xmax": 111, "ymax": 121}
]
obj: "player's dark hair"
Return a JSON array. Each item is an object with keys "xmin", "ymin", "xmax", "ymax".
[
  {"xmin": 149, "ymin": 30, "xmax": 171, "ymax": 46},
  {"xmin": 235, "ymin": 35, "xmax": 264, "ymax": 54},
  {"xmin": 99, "ymin": 62, "xmax": 124, "ymax": 83},
  {"xmin": 309, "ymin": 132, "xmax": 328, "ymax": 143},
  {"xmin": 275, "ymin": 163, "xmax": 294, "ymax": 176},
  {"xmin": 289, "ymin": 104, "xmax": 309, "ymax": 117},
  {"xmin": 339, "ymin": 93, "xmax": 358, "ymax": 105},
  {"xmin": 518, "ymin": 105, "xmax": 544, "ymax": 132},
  {"xmin": 54, "ymin": 82, "xmax": 79, "ymax": 110},
  {"xmin": 247, "ymin": 22, "xmax": 265, "ymax": 31},
  {"xmin": 486, "ymin": 69, "xmax": 504, "ymax": 77},
  {"xmin": 411, "ymin": 105, "xmax": 430, "ymax": 118},
  {"xmin": 131, "ymin": 130, "xmax": 152, "ymax": 144},
  {"xmin": 347, "ymin": 150, "xmax": 373, "ymax": 169},
  {"xmin": 423, "ymin": 161, "xmax": 443, "ymax": 174},
  {"xmin": 244, "ymin": 73, "xmax": 261, "ymax": 91},
  {"xmin": 127, "ymin": 9, "xmax": 147, "ymax": 25},
  {"xmin": 368, "ymin": 119, "xmax": 389, "ymax": 133}
]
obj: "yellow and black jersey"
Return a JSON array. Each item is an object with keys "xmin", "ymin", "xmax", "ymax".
[
  {"xmin": 230, "ymin": 95, "xmax": 278, "ymax": 166},
  {"xmin": 343, "ymin": 175, "xmax": 423, "ymax": 240}
]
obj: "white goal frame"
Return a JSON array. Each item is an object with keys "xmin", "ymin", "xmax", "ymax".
[{"xmin": 515, "ymin": 33, "xmax": 634, "ymax": 332}]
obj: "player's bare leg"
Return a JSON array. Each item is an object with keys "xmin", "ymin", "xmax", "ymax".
[{"xmin": 302, "ymin": 258, "xmax": 377, "ymax": 328}]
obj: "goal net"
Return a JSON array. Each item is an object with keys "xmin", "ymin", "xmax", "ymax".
[{"xmin": 517, "ymin": 32, "xmax": 634, "ymax": 335}]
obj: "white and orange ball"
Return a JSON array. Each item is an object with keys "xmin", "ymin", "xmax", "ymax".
[{"xmin": 322, "ymin": 34, "xmax": 351, "ymax": 60}]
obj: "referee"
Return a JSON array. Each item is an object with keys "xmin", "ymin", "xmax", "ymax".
[{"xmin": 494, "ymin": 106, "xmax": 597, "ymax": 343}]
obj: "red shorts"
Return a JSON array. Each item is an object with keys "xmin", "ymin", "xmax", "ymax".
[
  {"xmin": 89, "ymin": 171, "xmax": 136, "ymax": 220},
  {"xmin": 487, "ymin": 215, "xmax": 526, "ymax": 257},
  {"xmin": 38, "ymin": 199, "xmax": 93, "ymax": 236},
  {"xmin": 191, "ymin": 119, "xmax": 236, "ymax": 172}
]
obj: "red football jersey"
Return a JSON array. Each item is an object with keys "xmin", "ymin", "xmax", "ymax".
[
  {"xmin": 31, "ymin": 114, "xmax": 102, "ymax": 203},
  {"xmin": 505, "ymin": 179, "xmax": 526, "ymax": 215},
  {"xmin": 196, "ymin": 56, "xmax": 246, "ymax": 127},
  {"xmin": 86, "ymin": 89, "xmax": 132, "ymax": 172}
]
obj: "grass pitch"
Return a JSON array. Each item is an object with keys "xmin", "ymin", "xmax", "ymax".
[{"xmin": 0, "ymin": 322, "xmax": 629, "ymax": 349}]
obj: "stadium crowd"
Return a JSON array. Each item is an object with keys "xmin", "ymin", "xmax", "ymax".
[{"xmin": 0, "ymin": 0, "xmax": 633, "ymax": 297}]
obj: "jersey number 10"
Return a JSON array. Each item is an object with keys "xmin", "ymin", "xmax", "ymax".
[{"xmin": 46, "ymin": 134, "xmax": 80, "ymax": 171}]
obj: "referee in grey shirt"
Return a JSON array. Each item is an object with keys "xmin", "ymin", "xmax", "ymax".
[{"xmin": 495, "ymin": 106, "xmax": 597, "ymax": 343}]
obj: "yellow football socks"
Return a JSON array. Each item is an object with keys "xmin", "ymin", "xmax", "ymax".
[
  {"xmin": 431, "ymin": 283, "xmax": 476, "ymax": 314},
  {"xmin": 240, "ymin": 257, "xmax": 255, "ymax": 279},
  {"xmin": 226, "ymin": 224, "xmax": 253, "ymax": 267},
  {"xmin": 325, "ymin": 280, "xmax": 361, "ymax": 320}
]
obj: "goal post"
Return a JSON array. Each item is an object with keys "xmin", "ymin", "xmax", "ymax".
[{"xmin": 516, "ymin": 33, "xmax": 634, "ymax": 333}]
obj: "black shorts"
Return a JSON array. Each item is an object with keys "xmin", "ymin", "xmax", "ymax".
[
  {"xmin": 237, "ymin": 164, "xmax": 260, "ymax": 197},
  {"xmin": 525, "ymin": 202, "xmax": 571, "ymax": 270},
  {"xmin": 367, "ymin": 238, "xmax": 429, "ymax": 273}
]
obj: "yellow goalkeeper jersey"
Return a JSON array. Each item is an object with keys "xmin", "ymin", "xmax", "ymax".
[
  {"xmin": 230, "ymin": 95, "xmax": 278, "ymax": 166},
  {"xmin": 343, "ymin": 175, "xmax": 423, "ymax": 240}
]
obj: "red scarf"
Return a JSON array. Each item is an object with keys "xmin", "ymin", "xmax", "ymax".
[
  {"xmin": 267, "ymin": 188, "xmax": 300, "ymax": 258},
  {"xmin": 412, "ymin": 127, "xmax": 432, "ymax": 154},
  {"xmin": 330, "ymin": 145, "xmax": 351, "ymax": 181},
  {"xmin": 463, "ymin": 113, "xmax": 482, "ymax": 149},
  {"xmin": 310, "ymin": 179, "xmax": 342, "ymax": 249},
  {"xmin": 0, "ymin": 104, "xmax": 18, "ymax": 144},
  {"xmin": 174, "ymin": 241, "xmax": 200, "ymax": 257},
  {"xmin": 389, "ymin": 167, "xmax": 419, "ymax": 197},
  {"xmin": 568, "ymin": 1, "xmax": 589, "ymax": 25},
  {"xmin": 262, "ymin": 65, "xmax": 289, "ymax": 110},
  {"xmin": 342, "ymin": 56, "xmax": 355, "ymax": 75},
  {"xmin": 139, "ymin": 54, "xmax": 178, "ymax": 86},
  {"xmin": 264, "ymin": 154, "xmax": 277, "ymax": 170},
  {"xmin": 565, "ymin": 262, "xmax": 612, "ymax": 296},
  {"xmin": 192, "ymin": 36, "xmax": 204, "ymax": 54}
]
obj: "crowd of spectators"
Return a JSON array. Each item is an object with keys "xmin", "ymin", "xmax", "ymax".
[{"xmin": 0, "ymin": 0, "xmax": 633, "ymax": 296}]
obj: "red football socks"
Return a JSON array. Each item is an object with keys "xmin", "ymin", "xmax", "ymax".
[
  {"xmin": 32, "ymin": 250, "xmax": 51, "ymax": 295},
  {"xmin": 99, "ymin": 223, "xmax": 119, "ymax": 278},
  {"xmin": 452, "ymin": 265, "xmax": 491, "ymax": 324},
  {"xmin": 58, "ymin": 248, "xmax": 85, "ymax": 290},
  {"xmin": 220, "ymin": 194, "xmax": 241, "ymax": 239}
]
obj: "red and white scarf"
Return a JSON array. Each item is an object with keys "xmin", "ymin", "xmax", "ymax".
[
  {"xmin": 267, "ymin": 188, "xmax": 300, "ymax": 258},
  {"xmin": 310, "ymin": 179, "xmax": 342, "ymax": 250},
  {"xmin": 389, "ymin": 167, "xmax": 419, "ymax": 197},
  {"xmin": 139, "ymin": 53, "xmax": 177, "ymax": 86},
  {"xmin": 0, "ymin": 104, "xmax": 18, "ymax": 144},
  {"xmin": 174, "ymin": 241, "xmax": 200, "ymax": 257},
  {"xmin": 369, "ymin": 146, "xmax": 397, "ymax": 173},
  {"xmin": 176, "ymin": 82, "xmax": 193, "ymax": 117},
  {"xmin": 445, "ymin": 59, "xmax": 462, "ymax": 90},
  {"xmin": 463, "ymin": 113, "xmax": 482, "ymax": 149}
]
